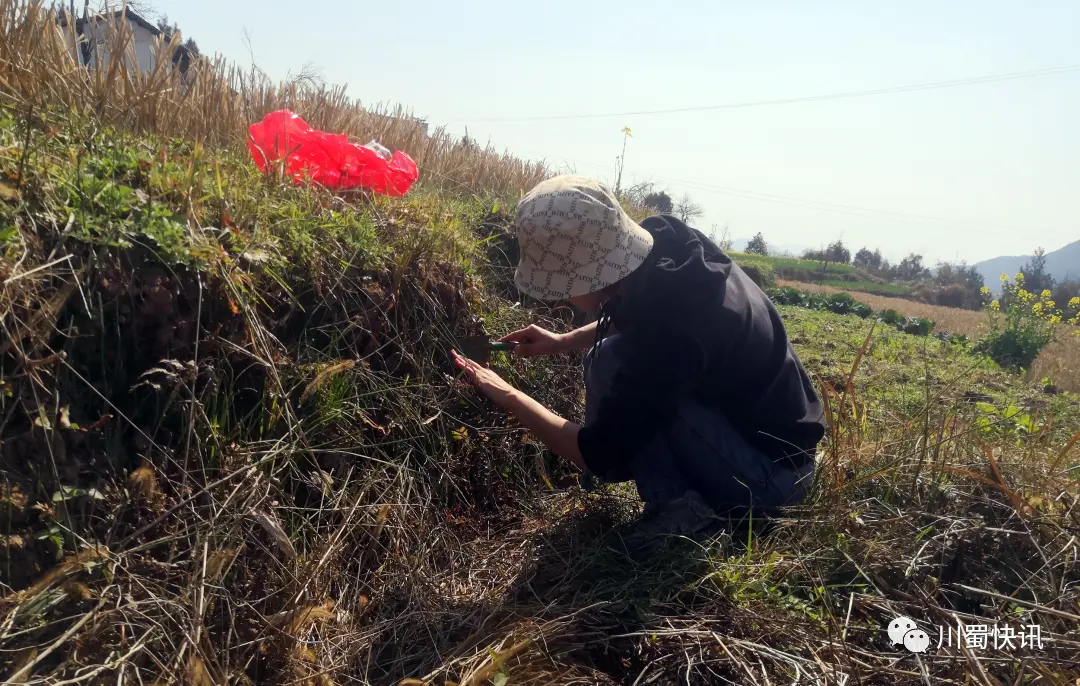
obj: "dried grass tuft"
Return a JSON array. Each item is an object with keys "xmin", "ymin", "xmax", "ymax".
[
  {"xmin": 300, "ymin": 359, "xmax": 356, "ymax": 403},
  {"xmin": 16, "ymin": 546, "xmax": 109, "ymax": 601},
  {"xmin": 127, "ymin": 462, "xmax": 161, "ymax": 500},
  {"xmin": 267, "ymin": 600, "xmax": 336, "ymax": 636}
]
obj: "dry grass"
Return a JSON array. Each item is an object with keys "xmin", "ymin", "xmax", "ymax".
[
  {"xmin": 782, "ymin": 278, "xmax": 1080, "ymax": 392},
  {"xmin": 1030, "ymin": 337, "xmax": 1080, "ymax": 393},
  {"xmin": 0, "ymin": 0, "xmax": 549, "ymax": 197}
]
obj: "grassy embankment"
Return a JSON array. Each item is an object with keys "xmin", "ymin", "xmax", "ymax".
[
  {"xmin": 1, "ymin": 6, "xmax": 1079, "ymax": 684},
  {"xmin": 730, "ymin": 252, "xmax": 856, "ymax": 277},
  {"xmin": 818, "ymin": 279, "xmax": 913, "ymax": 296},
  {"xmin": 729, "ymin": 251, "xmax": 914, "ymax": 297}
]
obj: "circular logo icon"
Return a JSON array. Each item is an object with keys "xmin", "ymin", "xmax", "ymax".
[
  {"xmin": 887, "ymin": 616, "xmax": 917, "ymax": 646},
  {"xmin": 903, "ymin": 629, "xmax": 931, "ymax": 653}
]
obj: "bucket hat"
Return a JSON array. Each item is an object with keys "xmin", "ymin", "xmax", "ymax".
[{"xmin": 513, "ymin": 175, "xmax": 654, "ymax": 301}]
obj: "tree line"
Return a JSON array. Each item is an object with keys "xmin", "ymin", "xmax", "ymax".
[
  {"xmin": 620, "ymin": 182, "xmax": 705, "ymax": 225},
  {"xmin": 741, "ymin": 232, "xmax": 1077, "ymax": 313},
  {"xmin": 620, "ymin": 185, "xmax": 1077, "ymax": 316}
]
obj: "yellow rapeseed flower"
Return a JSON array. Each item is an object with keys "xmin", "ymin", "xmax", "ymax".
[
  {"xmin": 990, "ymin": 300, "xmax": 1000, "ymax": 311},
  {"xmin": 980, "ymin": 286, "xmax": 991, "ymax": 296},
  {"xmin": 1032, "ymin": 302, "xmax": 1043, "ymax": 313},
  {"xmin": 1000, "ymin": 273, "xmax": 1009, "ymax": 283},
  {"xmin": 1070, "ymin": 297, "xmax": 1080, "ymax": 309},
  {"xmin": 1041, "ymin": 289, "xmax": 1052, "ymax": 299},
  {"xmin": 1049, "ymin": 314, "xmax": 1062, "ymax": 325},
  {"xmin": 1015, "ymin": 273, "xmax": 1025, "ymax": 283},
  {"xmin": 1047, "ymin": 300, "xmax": 1056, "ymax": 309}
]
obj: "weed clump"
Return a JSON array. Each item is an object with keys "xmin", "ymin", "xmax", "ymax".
[{"xmin": 975, "ymin": 273, "xmax": 1080, "ymax": 370}]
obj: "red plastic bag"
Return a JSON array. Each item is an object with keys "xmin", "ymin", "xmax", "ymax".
[{"xmin": 248, "ymin": 110, "xmax": 418, "ymax": 196}]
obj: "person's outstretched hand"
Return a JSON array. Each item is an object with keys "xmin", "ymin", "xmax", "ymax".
[
  {"xmin": 498, "ymin": 325, "xmax": 565, "ymax": 358},
  {"xmin": 451, "ymin": 350, "xmax": 518, "ymax": 409}
]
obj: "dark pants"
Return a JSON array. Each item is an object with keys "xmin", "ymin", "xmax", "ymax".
[{"xmin": 583, "ymin": 334, "xmax": 814, "ymax": 513}]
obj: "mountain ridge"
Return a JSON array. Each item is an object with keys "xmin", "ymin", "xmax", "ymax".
[{"xmin": 975, "ymin": 239, "xmax": 1080, "ymax": 289}]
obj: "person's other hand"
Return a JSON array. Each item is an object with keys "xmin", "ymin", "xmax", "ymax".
[
  {"xmin": 498, "ymin": 325, "xmax": 565, "ymax": 358},
  {"xmin": 451, "ymin": 350, "xmax": 518, "ymax": 409}
]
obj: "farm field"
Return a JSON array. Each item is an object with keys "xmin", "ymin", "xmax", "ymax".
[
  {"xmin": 779, "ymin": 279, "xmax": 989, "ymax": 334},
  {"xmin": 781, "ymin": 279, "xmax": 1080, "ymax": 392},
  {"xmin": 818, "ymin": 278, "xmax": 913, "ymax": 296}
]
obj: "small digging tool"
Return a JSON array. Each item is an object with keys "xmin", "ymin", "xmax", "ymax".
[{"xmin": 456, "ymin": 334, "xmax": 519, "ymax": 364}]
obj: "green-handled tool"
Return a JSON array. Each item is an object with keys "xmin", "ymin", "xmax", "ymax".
[{"xmin": 456, "ymin": 334, "xmax": 519, "ymax": 364}]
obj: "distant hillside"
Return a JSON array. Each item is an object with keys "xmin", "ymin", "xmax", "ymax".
[{"xmin": 976, "ymin": 239, "xmax": 1080, "ymax": 290}]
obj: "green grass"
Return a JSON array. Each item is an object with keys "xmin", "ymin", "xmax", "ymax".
[
  {"xmin": 780, "ymin": 306, "xmax": 1079, "ymax": 443},
  {"xmin": 730, "ymin": 251, "xmax": 857, "ymax": 277},
  {"xmin": 819, "ymin": 279, "xmax": 912, "ymax": 295},
  {"xmin": 731, "ymin": 252, "xmax": 911, "ymax": 295}
]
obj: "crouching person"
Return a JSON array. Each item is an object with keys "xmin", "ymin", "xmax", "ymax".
[{"xmin": 451, "ymin": 176, "xmax": 825, "ymax": 541}]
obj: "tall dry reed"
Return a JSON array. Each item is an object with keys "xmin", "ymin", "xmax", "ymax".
[{"xmin": 0, "ymin": 0, "xmax": 549, "ymax": 196}]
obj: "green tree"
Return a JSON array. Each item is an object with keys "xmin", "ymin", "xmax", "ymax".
[
  {"xmin": 931, "ymin": 261, "xmax": 986, "ymax": 309},
  {"xmin": 805, "ymin": 242, "xmax": 851, "ymax": 264},
  {"xmin": 156, "ymin": 15, "xmax": 201, "ymax": 57},
  {"xmin": 824, "ymin": 240, "xmax": 850, "ymax": 264},
  {"xmin": 897, "ymin": 253, "xmax": 930, "ymax": 281},
  {"xmin": 642, "ymin": 191, "xmax": 673, "ymax": 214},
  {"xmin": 1020, "ymin": 248, "xmax": 1055, "ymax": 294},
  {"xmin": 853, "ymin": 247, "xmax": 884, "ymax": 270},
  {"xmin": 745, "ymin": 232, "xmax": 768, "ymax": 255},
  {"xmin": 934, "ymin": 262, "xmax": 983, "ymax": 289}
]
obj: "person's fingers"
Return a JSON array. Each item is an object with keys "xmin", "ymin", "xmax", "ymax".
[
  {"xmin": 451, "ymin": 350, "xmax": 469, "ymax": 369},
  {"xmin": 497, "ymin": 327, "xmax": 533, "ymax": 343},
  {"xmin": 467, "ymin": 359, "xmax": 490, "ymax": 380},
  {"xmin": 451, "ymin": 351, "xmax": 479, "ymax": 379}
]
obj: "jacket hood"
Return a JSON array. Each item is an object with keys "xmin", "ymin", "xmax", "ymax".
[{"xmin": 611, "ymin": 215, "xmax": 733, "ymax": 335}]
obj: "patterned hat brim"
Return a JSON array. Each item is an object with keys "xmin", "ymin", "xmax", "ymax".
[{"xmin": 513, "ymin": 241, "xmax": 652, "ymax": 302}]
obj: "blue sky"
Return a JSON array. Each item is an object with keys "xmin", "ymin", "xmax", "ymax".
[{"xmin": 153, "ymin": 0, "xmax": 1080, "ymax": 264}]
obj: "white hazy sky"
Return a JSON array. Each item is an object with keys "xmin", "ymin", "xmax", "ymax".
[{"xmin": 153, "ymin": 0, "xmax": 1080, "ymax": 264}]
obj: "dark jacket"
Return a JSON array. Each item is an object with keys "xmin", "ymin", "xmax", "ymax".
[{"xmin": 576, "ymin": 215, "xmax": 826, "ymax": 476}]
